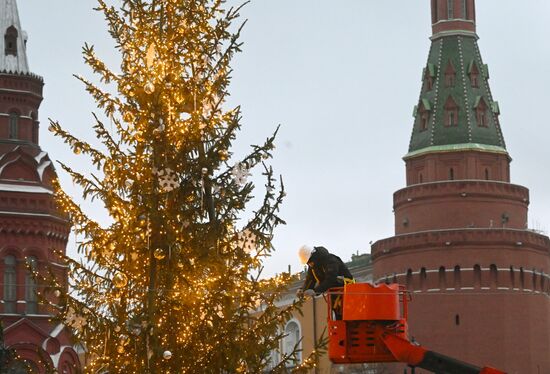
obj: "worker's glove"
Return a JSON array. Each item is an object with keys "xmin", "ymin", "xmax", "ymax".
[
  {"xmin": 295, "ymin": 289, "xmax": 304, "ymax": 298},
  {"xmin": 304, "ymin": 289, "xmax": 316, "ymax": 298}
]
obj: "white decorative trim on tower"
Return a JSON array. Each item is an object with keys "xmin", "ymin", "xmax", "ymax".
[{"xmin": 0, "ymin": 0, "xmax": 29, "ymax": 73}]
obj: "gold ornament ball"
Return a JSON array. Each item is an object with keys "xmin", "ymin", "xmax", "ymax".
[
  {"xmin": 218, "ymin": 150, "xmax": 228, "ymax": 161},
  {"xmin": 48, "ymin": 124, "xmax": 55, "ymax": 132},
  {"xmin": 154, "ymin": 248, "xmax": 166, "ymax": 260},
  {"xmin": 117, "ymin": 345, "xmax": 125, "ymax": 354},
  {"xmin": 73, "ymin": 147, "xmax": 81, "ymax": 155},
  {"xmin": 112, "ymin": 272, "xmax": 128, "ymax": 288},
  {"xmin": 144, "ymin": 81, "xmax": 156, "ymax": 95}
]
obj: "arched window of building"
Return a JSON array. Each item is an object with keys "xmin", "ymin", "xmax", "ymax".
[
  {"xmin": 462, "ymin": 0, "xmax": 468, "ymax": 19},
  {"xmin": 420, "ymin": 268, "xmax": 427, "ymax": 291},
  {"xmin": 445, "ymin": 60, "xmax": 456, "ymax": 87},
  {"xmin": 406, "ymin": 269, "xmax": 413, "ymax": 291},
  {"xmin": 454, "ymin": 265, "xmax": 461, "ymax": 289},
  {"xmin": 485, "ymin": 168, "xmax": 490, "ymax": 180},
  {"xmin": 25, "ymin": 256, "xmax": 38, "ymax": 314},
  {"xmin": 4, "ymin": 25, "xmax": 18, "ymax": 56},
  {"xmin": 432, "ymin": 0, "xmax": 439, "ymax": 23},
  {"xmin": 473, "ymin": 264, "xmax": 482, "ymax": 288},
  {"xmin": 444, "ymin": 95, "xmax": 459, "ymax": 127},
  {"xmin": 3, "ymin": 255, "xmax": 17, "ymax": 313},
  {"xmin": 510, "ymin": 266, "xmax": 516, "ymax": 289},
  {"xmin": 9, "ymin": 111, "xmax": 19, "ymax": 139},
  {"xmin": 283, "ymin": 321, "xmax": 301, "ymax": 366},
  {"xmin": 447, "ymin": 0, "xmax": 454, "ymax": 19},
  {"xmin": 439, "ymin": 266, "xmax": 447, "ymax": 289},
  {"xmin": 449, "ymin": 168, "xmax": 455, "ymax": 180},
  {"xmin": 489, "ymin": 264, "xmax": 498, "ymax": 289},
  {"xmin": 419, "ymin": 173, "xmax": 423, "ymax": 183},
  {"xmin": 532, "ymin": 270, "xmax": 539, "ymax": 292},
  {"xmin": 519, "ymin": 267, "xmax": 525, "ymax": 290},
  {"xmin": 31, "ymin": 112, "xmax": 39, "ymax": 144}
]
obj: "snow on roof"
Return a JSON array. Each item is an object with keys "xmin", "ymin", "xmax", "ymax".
[
  {"xmin": 0, "ymin": 0, "xmax": 30, "ymax": 73},
  {"xmin": 0, "ymin": 182, "xmax": 52, "ymax": 194}
]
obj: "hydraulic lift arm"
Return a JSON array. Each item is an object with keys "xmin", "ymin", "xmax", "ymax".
[{"xmin": 381, "ymin": 330, "xmax": 504, "ymax": 374}]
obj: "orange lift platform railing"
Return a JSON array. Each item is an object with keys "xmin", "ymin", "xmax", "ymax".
[{"xmin": 326, "ymin": 283, "xmax": 505, "ymax": 374}]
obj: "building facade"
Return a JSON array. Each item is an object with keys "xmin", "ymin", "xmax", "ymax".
[
  {"xmin": 0, "ymin": 0, "xmax": 81, "ymax": 372},
  {"xmin": 372, "ymin": 1, "xmax": 550, "ymax": 373}
]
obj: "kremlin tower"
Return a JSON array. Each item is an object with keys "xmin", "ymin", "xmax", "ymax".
[
  {"xmin": 372, "ymin": 0, "xmax": 550, "ymax": 372},
  {"xmin": 0, "ymin": 0, "xmax": 80, "ymax": 372}
]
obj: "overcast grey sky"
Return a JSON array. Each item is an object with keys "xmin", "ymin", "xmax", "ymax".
[{"xmin": 17, "ymin": 1, "xmax": 550, "ymax": 276}]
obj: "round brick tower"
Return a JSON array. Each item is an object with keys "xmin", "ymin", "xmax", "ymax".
[
  {"xmin": 0, "ymin": 0, "xmax": 80, "ymax": 372},
  {"xmin": 372, "ymin": 1, "xmax": 550, "ymax": 372}
]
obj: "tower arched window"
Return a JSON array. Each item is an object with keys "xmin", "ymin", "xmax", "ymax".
[
  {"xmin": 432, "ymin": 0, "xmax": 439, "ymax": 23},
  {"xmin": 474, "ymin": 96, "xmax": 489, "ymax": 127},
  {"xmin": 3, "ymin": 255, "xmax": 17, "ymax": 313},
  {"xmin": 9, "ymin": 111, "xmax": 19, "ymax": 139},
  {"xmin": 454, "ymin": 265, "xmax": 461, "ymax": 289},
  {"xmin": 31, "ymin": 112, "xmax": 39, "ymax": 144},
  {"xmin": 445, "ymin": 60, "xmax": 456, "ymax": 87},
  {"xmin": 444, "ymin": 95, "xmax": 459, "ymax": 127},
  {"xmin": 447, "ymin": 0, "xmax": 454, "ymax": 19},
  {"xmin": 417, "ymin": 99, "xmax": 432, "ymax": 132},
  {"xmin": 449, "ymin": 168, "xmax": 455, "ymax": 180},
  {"xmin": 439, "ymin": 266, "xmax": 447, "ymax": 289},
  {"xmin": 4, "ymin": 25, "xmax": 18, "ymax": 56},
  {"xmin": 25, "ymin": 256, "xmax": 38, "ymax": 314},
  {"xmin": 283, "ymin": 321, "xmax": 302, "ymax": 366}
]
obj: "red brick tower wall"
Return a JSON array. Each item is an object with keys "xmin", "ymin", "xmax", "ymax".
[{"xmin": 372, "ymin": 1, "xmax": 550, "ymax": 372}]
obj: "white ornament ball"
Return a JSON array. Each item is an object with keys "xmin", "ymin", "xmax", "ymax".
[
  {"xmin": 144, "ymin": 81, "xmax": 156, "ymax": 95},
  {"xmin": 54, "ymin": 290, "xmax": 61, "ymax": 297},
  {"xmin": 163, "ymin": 350, "xmax": 172, "ymax": 360}
]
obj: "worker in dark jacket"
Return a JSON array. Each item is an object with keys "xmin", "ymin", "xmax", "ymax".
[{"xmin": 296, "ymin": 245, "xmax": 353, "ymax": 319}]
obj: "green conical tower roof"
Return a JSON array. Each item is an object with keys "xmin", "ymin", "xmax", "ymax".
[{"xmin": 406, "ymin": 2, "xmax": 507, "ymax": 159}]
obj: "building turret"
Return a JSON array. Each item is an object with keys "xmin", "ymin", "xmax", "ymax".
[
  {"xmin": 0, "ymin": 0, "xmax": 81, "ymax": 372},
  {"xmin": 372, "ymin": 2, "xmax": 550, "ymax": 373},
  {"xmin": 431, "ymin": 0, "xmax": 476, "ymax": 37}
]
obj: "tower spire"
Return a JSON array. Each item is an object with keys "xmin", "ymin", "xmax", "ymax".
[
  {"xmin": 0, "ymin": 0, "xmax": 29, "ymax": 73},
  {"xmin": 406, "ymin": 0, "xmax": 506, "ymax": 172}
]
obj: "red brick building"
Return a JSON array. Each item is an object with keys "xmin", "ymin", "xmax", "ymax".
[
  {"xmin": 372, "ymin": 1, "xmax": 550, "ymax": 372},
  {"xmin": 0, "ymin": 0, "xmax": 81, "ymax": 372}
]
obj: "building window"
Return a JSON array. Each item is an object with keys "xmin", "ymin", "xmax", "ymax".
[
  {"xmin": 462, "ymin": 0, "xmax": 468, "ymax": 19},
  {"xmin": 3, "ymin": 255, "xmax": 17, "ymax": 314},
  {"xmin": 25, "ymin": 256, "xmax": 38, "ymax": 314},
  {"xmin": 417, "ymin": 100, "xmax": 432, "ymax": 132},
  {"xmin": 4, "ymin": 25, "xmax": 18, "ymax": 57},
  {"xmin": 474, "ymin": 97, "xmax": 489, "ymax": 127},
  {"xmin": 9, "ymin": 112, "xmax": 19, "ymax": 139},
  {"xmin": 455, "ymin": 314, "xmax": 460, "ymax": 326},
  {"xmin": 31, "ymin": 113, "xmax": 38, "ymax": 144},
  {"xmin": 445, "ymin": 60, "xmax": 456, "ymax": 87},
  {"xmin": 469, "ymin": 61, "xmax": 480, "ymax": 88},
  {"xmin": 432, "ymin": 0, "xmax": 439, "ymax": 23},
  {"xmin": 447, "ymin": 0, "xmax": 454, "ymax": 19},
  {"xmin": 283, "ymin": 321, "xmax": 301, "ymax": 366},
  {"xmin": 449, "ymin": 168, "xmax": 455, "ymax": 180},
  {"xmin": 454, "ymin": 265, "xmax": 461, "ymax": 289},
  {"xmin": 485, "ymin": 168, "xmax": 490, "ymax": 180},
  {"xmin": 444, "ymin": 96, "xmax": 459, "ymax": 127}
]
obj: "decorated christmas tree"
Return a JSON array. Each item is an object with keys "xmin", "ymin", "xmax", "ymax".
[{"xmin": 45, "ymin": 0, "xmax": 324, "ymax": 372}]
